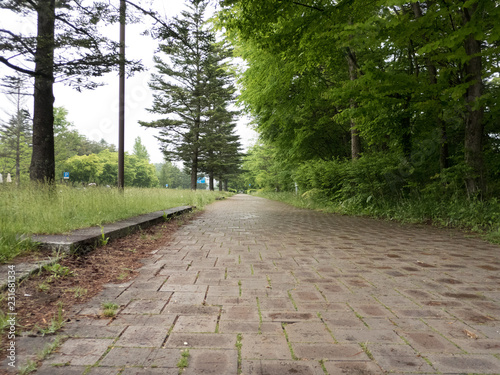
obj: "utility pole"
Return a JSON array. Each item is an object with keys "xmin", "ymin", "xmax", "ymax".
[{"xmin": 118, "ymin": 0, "xmax": 126, "ymax": 190}]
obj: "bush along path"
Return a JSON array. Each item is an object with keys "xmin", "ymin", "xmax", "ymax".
[{"xmin": 3, "ymin": 194, "xmax": 499, "ymax": 374}]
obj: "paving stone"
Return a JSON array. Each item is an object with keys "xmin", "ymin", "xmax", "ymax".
[
  {"xmin": 34, "ymin": 365, "xmax": 89, "ymax": 374},
  {"xmin": 401, "ymin": 331, "xmax": 463, "ymax": 353},
  {"xmin": 426, "ymin": 354, "xmax": 500, "ymax": 374},
  {"xmin": 284, "ymin": 322, "xmax": 334, "ymax": 343},
  {"xmin": 120, "ymin": 368, "xmax": 178, "ymax": 375},
  {"xmin": 109, "ymin": 313, "xmax": 177, "ymax": 327},
  {"xmin": 323, "ymin": 361, "xmax": 385, "ymax": 375},
  {"xmin": 86, "ymin": 368, "xmax": 122, "ymax": 375},
  {"xmin": 241, "ymin": 334, "xmax": 291, "ymax": 360},
  {"xmin": 120, "ymin": 298, "xmax": 168, "ymax": 314},
  {"xmin": 172, "ymin": 315, "xmax": 218, "ymax": 333},
  {"xmin": 62, "ymin": 325, "xmax": 126, "ymax": 338},
  {"xmin": 333, "ymin": 328, "xmax": 404, "ymax": 344},
  {"xmin": 292, "ymin": 343, "xmax": 369, "ymax": 360},
  {"xmin": 166, "ymin": 333, "xmax": 235, "ymax": 349},
  {"xmin": 242, "ymin": 360, "xmax": 324, "ymax": 375},
  {"xmin": 143, "ymin": 348, "xmax": 180, "ymax": 367},
  {"xmin": 116, "ymin": 326, "xmax": 167, "ymax": 347},
  {"xmin": 182, "ymin": 349, "xmax": 238, "ymax": 374},
  {"xmin": 99, "ymin": 347, "xmax": 154, "ymax": 367},
  {"xmin": 367, "ymin": 343, "xmax": 436, "ymax": 373},
  {"xmin": 44, "ymin": 338, "xmax": 114, "ymax": 366}
]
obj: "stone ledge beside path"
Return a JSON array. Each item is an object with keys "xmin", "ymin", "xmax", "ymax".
[{"xmin": 0, "ymin": 205, "xmax": 194, "ymax": 290}]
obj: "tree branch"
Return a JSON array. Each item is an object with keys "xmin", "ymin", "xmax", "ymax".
[
  {"xmin": 0, "ymin": 56, "xmax": 36, "ymax": 76},
  {"xmin": 293, "ymin": 2, "xmax": 324, "ymax": 12}
]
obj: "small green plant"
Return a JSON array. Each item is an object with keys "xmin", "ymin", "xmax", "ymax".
[
  {"xmin": 67, "ymin": 287, "xmax": 87, "ymax": 298},
  {"xmin": 99, "ymin": 226, "xmax": 109, "ymax": 246},
  {"xmin": 238, "ymin": 280, "xmax": 242, "ymax": 296},
  {"xmin": 38, "ymin": 302, "xmax": 65, "ymax": 335},
  {"xmin": 37, "ymin": 336, "xmax": 64, "ymax": 361},
  {"xmin": 101, "ymin": 302, "xmax": 119, "ymax": 317},
  {"xmin": 38, "ymin": 282, "xmax": 50, "ymax": 292},
  {"xmin": 177, "ymin": 349, "xmax": 190, "ymax": 373},
  {"xmin": 43, "ymin": 263, "xmax": 74, "ymax": 278},
  {"xmin": 236, "ymin": 333, "xmax": 243, "ymax": 374},
  {"xmin": 18, "ymin": 359, "xmax": 37, "ymax": 375}
]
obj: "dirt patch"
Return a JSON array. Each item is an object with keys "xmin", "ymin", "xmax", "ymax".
[{"xmin": 0, "ymin": 211, "xmax": 198, "ymax": 372}]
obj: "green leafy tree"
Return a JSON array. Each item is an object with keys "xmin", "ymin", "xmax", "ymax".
[
  {"xmin": 140, "ymin": 0, "xmax": 232, "ymax": 190},
  {"xmin": 132, "ymin": 136, "xmax": 150, "ymax": 162},
  {"xmin": 0, "ymin": 109, "xmax": 32, "ymax": 184},
  {"xmin": 0, "ymin": 0, "xmax": 142, "ymax": 183},
  {"xmin": 156, "ymin": 161, "xmax": 191, "ymax": 189}
]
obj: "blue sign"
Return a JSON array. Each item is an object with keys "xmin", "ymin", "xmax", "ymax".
[
  {"xmin": 197, "ymin": 177, "xmax": 206, "ymax": 184},
  {"xmin": 165, "ymin": 184, "xmax": 169, "ymax": 188},
  {"xmin": 63, "ymin": 172, "xmax": 70, "ymax": 180}
]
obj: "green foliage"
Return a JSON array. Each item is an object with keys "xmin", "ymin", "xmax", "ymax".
[
  {"xmin": 0, "ymin": 183, "xmax": 227, "ymax": 262},
  {"xmin": 37, "ymin": 302, "xmax": 65, "ymax": 336},
  {"xmin": 101, "ymin": 302, "xmax": 119, "ymax": 318},
  {"xmin": 63, "ymin": 150, "xmax": 159, "ymax": 187},
  {"xmin": 177, "ymin": 349, "xmax": 190, "ymax": 373},
  {"xmin": 156, "ymin": 161, "xmax": 191, "ymax": 189},
  {"xmin": 141, "ymin": 0, "xmax": 242, "ymax": 189}
]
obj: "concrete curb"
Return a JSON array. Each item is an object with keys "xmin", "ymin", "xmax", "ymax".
[
  {"xmin": 1, "ymin": 205, "xmax": 194, "ymax": 290},
  {"xmin": 32, "ymin": 205, "xmax": 194, "ymax": 253}
]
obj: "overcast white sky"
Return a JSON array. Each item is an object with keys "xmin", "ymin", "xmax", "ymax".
[{"xmin": 0, "ymin": 0, "xmax": 256, "ymax": 164}]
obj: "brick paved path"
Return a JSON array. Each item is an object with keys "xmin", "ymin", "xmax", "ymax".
[{"xmin": 18, "ymin": 195, "xmax": 500, "ymax": 373}]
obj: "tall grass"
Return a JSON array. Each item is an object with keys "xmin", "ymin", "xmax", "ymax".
[{"xmin": 0, "ymin": 183, "xmax": 228, "ymax": 262}]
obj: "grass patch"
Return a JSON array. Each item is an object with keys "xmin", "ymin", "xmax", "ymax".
[
  {"xmin": 177, "ymin": 349, "xmax": 190, "ymax": 374},
  {"xmin": 101, "ymin": 302, "xmax": 119, "ymax": 318},
  {"xmin": 0, "ymin": 184, "xmax": 230, "ymax": 263},
  {"xmin": 37, "ymin": 302, "xmax": 65, "ymax": 336}
]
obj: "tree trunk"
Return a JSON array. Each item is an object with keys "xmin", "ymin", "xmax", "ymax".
[
  {"xmin": 462, "ymin": 5, "xmax": 485, "ymax": 196},
  {"xmin": 218, "ymin": 176, "xmax": 223, "ymax": 191},
  {"xmin": 30, "ymin": 0, "xmax": 55, "ymax": 183},
  {"xmin": 346, "ymin": 47, "xmax": 361, "ymax": 159},
  {"xmin": 209, "ymin": 172, "xmax": 214, "ymax": 191},
  {"xmin": 224, "ymin": 178, "xmax": 228, "ymax": 192},
  {"xmin": 190, "ymin": 154, "xmax": 197, "ymax": 190}
]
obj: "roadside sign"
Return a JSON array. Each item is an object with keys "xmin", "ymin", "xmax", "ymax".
[
  {"xmin": 63, "ymin": 172, "xmax": 70, "ymax": 180},
  {"xmin": 197, "ymin": 177, "xmax": 206, "ymax": 184}
]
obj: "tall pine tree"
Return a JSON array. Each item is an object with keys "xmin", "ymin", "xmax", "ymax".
[{"xmin": 141, "ymin": 0, "xmax": 242, "ymax": 190}]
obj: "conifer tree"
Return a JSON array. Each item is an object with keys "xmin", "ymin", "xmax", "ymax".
[{"xmin": 141, "ymin": 0, "xmax": 242, "ymax": 190}]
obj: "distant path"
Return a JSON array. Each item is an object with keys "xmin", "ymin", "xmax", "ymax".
[{"xmin": 11, "ymin": 194, "xmax": 500, "ymax": 374}]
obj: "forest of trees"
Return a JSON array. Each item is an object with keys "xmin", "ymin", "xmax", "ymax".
[
  {"xmin": 218, "ymin": 1, "xmax": 499, "ymax": 206},
  {"xmin": 0, "ymin": 104, "xmax": 189, "ymax": 188}
]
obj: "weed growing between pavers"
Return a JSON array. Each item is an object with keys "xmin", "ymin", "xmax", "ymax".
[
  {"xmin": 281, "ymin": 323, "xmax": 298, "ymax": 360},
  {"xmin": 314, "ymin": 284, "xmax": 328, "ymax": 302},
  {"xmin": 359, "ymin": 342, "xmax": 374, "ymax": 360},
  {"xmin": 347, "ymin": 303, "xmax": 369, "ymax": 328},
  {"xmin": 177, "ymin": 349, "xmax": 190, "ymax": 374},
  {"xmin": 317, "ymin": 312, "xmax": 338, "ymax": 343},
  {"xmin": 256, "ymin": 297, "xmax": 263, "ymax": 334},
  {"xmin": 238, "ymin": 280, "xmax": 242, "ymax": 296},
  {"xmin": 287, "ymin": 290, "xmax": 298, "ymax": 311},
  {"xmin": 319, "ymin": 359, "xmax": 328, "ymax": 374},
  {"xmin": 101, "ymin": 302, "xmax": 119, "ymax": 318},
  {"xmin": 236, "ymin": 333, "xmax": 243, "ymax": 374}
]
